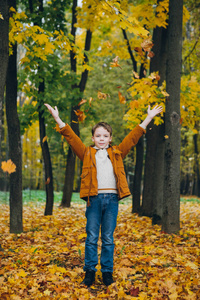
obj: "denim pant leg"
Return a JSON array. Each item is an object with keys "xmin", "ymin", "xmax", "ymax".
[
  {"xmin": 84, "ymin": 196, "xmax": 101, "ymax": 272},
  {"xmin": 100, "ymin": 194, "xmax": 119, "ymax": 273}
]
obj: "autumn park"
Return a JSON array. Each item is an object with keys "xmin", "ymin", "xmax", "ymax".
[{"xmin": 0, "ymin": 0, "xmax": 200, "ymax": 299}]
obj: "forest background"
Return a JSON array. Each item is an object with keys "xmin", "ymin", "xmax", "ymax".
[
  {"xmin": 0, "ymin": 0, "xmax": 200, "ymax": 234},
  {"xmin": 0, "ymin": 1, "xmax": 200, "ymax": 298}
]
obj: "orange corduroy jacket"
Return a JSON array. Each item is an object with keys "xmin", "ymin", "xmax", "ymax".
[{"xmin": 59, "ymin": 124, "xmax": 145, "ymax": 203}]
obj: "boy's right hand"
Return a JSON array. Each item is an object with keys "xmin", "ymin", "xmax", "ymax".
[
  {"xmin": 44, "ymin": 103, "xmax": 59, "ymax": 119},
  {"xmin": 44, "ymin": 103, "xmax": 66, "ymax": 128}
]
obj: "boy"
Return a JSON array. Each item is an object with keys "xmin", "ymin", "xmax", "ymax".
[{"xmin": 45, "ymin": 103, "xmax": 163, "ymax": 287}]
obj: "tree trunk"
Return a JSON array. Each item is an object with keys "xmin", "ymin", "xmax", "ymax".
[
  {"xmin": 162, "ymin": 0, "xmax": 183, "ymax": 233},
  {"xmin": 29, "ymin": 0, "xmax": 54, "ymax": 215},
  {"xmin": 193, "ymin": 133, "xmax": 200, "ymax": 197},
  {"xmin": 38, "ymin": 80, "xmax": 54, "ymax": 215},
  {"xmin": 121, "ymin": 28, "xmax": 144, "ymax": 214},
  {"xmin": 0, "ymin": 0, "xmax": 9, "ymax": 248},
  {"xmin": 6, "ymin": 39, "xmax": 23, "ymax": 233},
  {"xmin": 61, "ymin": 0, "xmax": 92, "ymax": 207},
  {"xmin": 0, "ymin": 0, "xmax": 9, "ymax": 160},
  {"xmin": 61, "ymin": 107, "xmax": 79, "ymax": 207},
  {"xmin": 142, "ymin": 25, "xmax": 167, "ymax": 224},
  {"xmin": 132, "ymin": 137, "xmax": 144, "ymax": 213}
]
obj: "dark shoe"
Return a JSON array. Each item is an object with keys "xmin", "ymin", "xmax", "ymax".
[
  {"xmin": 102, "ymin": 272, "xmax": 114, "ymax": 286},
  {"xmin": 82, "ymin": 270, "xmax": 95, "ymax": 287}
]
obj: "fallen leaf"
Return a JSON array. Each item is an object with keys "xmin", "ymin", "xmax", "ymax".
[{"xmin": 130, "ymin": 286, "xmax": 139, "ymax": 296}]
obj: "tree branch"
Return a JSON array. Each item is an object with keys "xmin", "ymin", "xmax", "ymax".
[
  {"xmin": 79, "ymin": 29, "xmax": 92, "ymax": 93},
  {"xmin": 121, "ymin": 28, "xmax": 137, "ymax": 72}
]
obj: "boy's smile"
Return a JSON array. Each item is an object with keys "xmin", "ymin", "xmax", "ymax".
[{"xmin": 92, "ymin": 126, "xmax": 112, "ymax": 149}]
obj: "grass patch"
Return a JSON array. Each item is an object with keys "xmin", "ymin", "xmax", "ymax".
[
  {"xmin": 0, "ymin": 190, "xmax": 199, "ymax": 205},
  {"xmin": 0, "ymin": 190, "xmax": 84, "ymax": 205}
]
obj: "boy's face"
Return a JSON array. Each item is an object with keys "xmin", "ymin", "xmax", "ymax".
[{"xmin": 92, "ymin": 126, "xmax": 112, "ymax": 149}]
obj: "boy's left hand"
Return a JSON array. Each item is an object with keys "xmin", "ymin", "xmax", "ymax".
[{"xmin": 147, "ymin": 105, "xmax": 163, "ymax": 119}]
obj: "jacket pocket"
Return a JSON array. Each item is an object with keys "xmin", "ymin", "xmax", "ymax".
[
  {"xmin": 80, "ymin": 168, "xmax": 90, "ymax": 189},
  {"xmin": 117, "ymin": 167, "xmax": 128, "ymax": 188}
]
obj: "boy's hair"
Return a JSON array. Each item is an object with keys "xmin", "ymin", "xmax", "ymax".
[{"xmin": 92, "ymin": 122, "xmax": 112, "ymax": 136}]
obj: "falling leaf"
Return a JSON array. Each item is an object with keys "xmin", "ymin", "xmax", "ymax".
[
  {"xmin": 1, "ymin": 159, "xmax": 16, "ymax": 174},
  {"xmin": 42, "ymin": 136, "xmax": 47, "ymax": 143},
  {"xmin": 106, "ymin": 41, "xmax": 112, "ymax": 48},
  {"xmin": 45, "ymin": 177, "xmax": 50, "ymax": 185},
  {"xmin": 97, "ymin": 91, "xmax": 109, "ymax": 100},
  {"xmin": 72, "ymin": 120, "xmax": 78, "ymax": 123},
  {"xmin": 89, "ymin": 97, "xmax": 94, "ymax": 106},
  {"xmin": 141, "ymin": 38, "xmax": 154, "ymax": 52},
  {"xmin": 110, "ymin": 56, "xmax": 122, "ymax": 68},
  {"xmin": 149, "ymin": 73, "xmax": 160, "ymax": 81},
  {"xmin": 78, "ymin": 99, "xmax": 87, "ymax": 106},
  {"xmin": 74, "ymin": 109, "xmax": 86, "ymax": 122},
  {"xmin": 54, "ymin": 124, "xmax": 61, "ymax": 132},
  {"xmin": 117, "ymin": 86, "xmax": 122, "ymax": 89},
  {"xmin": 118, "ymin": 91, "xmax": 126, "ymax": 104},
  {"xmin": 179, "ymin": 118, "xmax": 183, "ymax": 125},
  {"xmin": 134, "ymin": 47, "xmax": 144, "ymax": 56},
  {"xmin": 113, "ymin": 148, "xmax": 122, "ymax": 154},
  {"xmin": 133, "ymin": 71, "xmax": 140, "ymax": 79},
  {"xmin": 148, "ymin": 51, "xmax": 155, "ymax": 58},
  {"xmin": 164, "ymin": 135, "xmax": 169, "ymax": 139}
]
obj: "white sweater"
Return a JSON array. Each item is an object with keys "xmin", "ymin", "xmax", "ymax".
[{"xmin": 94, "ymin": 147, "xmax": 117, "ymax": 194}]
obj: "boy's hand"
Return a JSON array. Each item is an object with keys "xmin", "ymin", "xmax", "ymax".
[
  {"xmin": 147, "ymin": 105, "xmax": 163, "ymax": 120},
  {"xmin": 44, "ymin": 103, "xmax": 66, "ymax": 128},
  {"xmin": 44, "ymin": 103, "xmax": 59, "ymax": 119}
]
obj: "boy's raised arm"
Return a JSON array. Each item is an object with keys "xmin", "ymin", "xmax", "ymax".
[
  {"xmin": 44, "ymin": 103, "xmax": 66, "ymax": 128},
  {"xmin": 139, "ymin": 105, "xmax": 163, "ymax": 129},
  {"xmin": 44, "ymin": 103, "xmax": 86, "ymax": 161}
]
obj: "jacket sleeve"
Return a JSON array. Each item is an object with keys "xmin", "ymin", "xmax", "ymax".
[
  {"xmin": 118, "ymin": 125, "xmax": 146, "ymax": 159},
  {"xmin": 59, "ymin": 124, "xmax": 86, "ymax": 161}
]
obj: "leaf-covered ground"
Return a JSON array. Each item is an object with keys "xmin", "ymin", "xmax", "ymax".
[{"xmin": 0, "ymin": 200, "xmax": 200, "ymax": 299}]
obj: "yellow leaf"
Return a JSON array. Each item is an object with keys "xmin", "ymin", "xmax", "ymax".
[
  {"xmin": 1, "ymin": 159, "xmax": 16, "ymax": 174},
  {"xmin": 110, "ymin": 56, "xmax": 121, "ymax": 68},
  {"xmin": 17, "ymin": 269, "xmax": 27, "ymax": 277},
  {"xmin": 97, "ymin": 91, "xmax": 109, "ymax": 100},
  {"xmin": 185, "ymin": 261, "xmax": 198, "ymax": 270},
  {"xmin": 133, "ymin": 71, "xmax": 140, "ymax": 79},
  {"xmin": 44, "ymin": 289, "xmax": 51, "ymax": 296},
  {"xmin": 192, "ymin": 129, "xmax": 198, "ymax": 134},
  {"xmin": 54, "ymin": 124, "xmax": 61, "ymax": 132},
  {"xmin": 42, "ymin": 136, "xmax": 47, "ymax": 143},
  {"xmin": 164, "ymin": 135, "xmax": 169, "ymax": 139},
  {"xmin": 78, "ymin": 233, "xmax": 87, "ymax": 240}
]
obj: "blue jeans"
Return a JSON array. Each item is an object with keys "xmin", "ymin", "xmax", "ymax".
[{"xmin": 84, "ymin": 193, "xmax": 119, "ymax": 273}]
